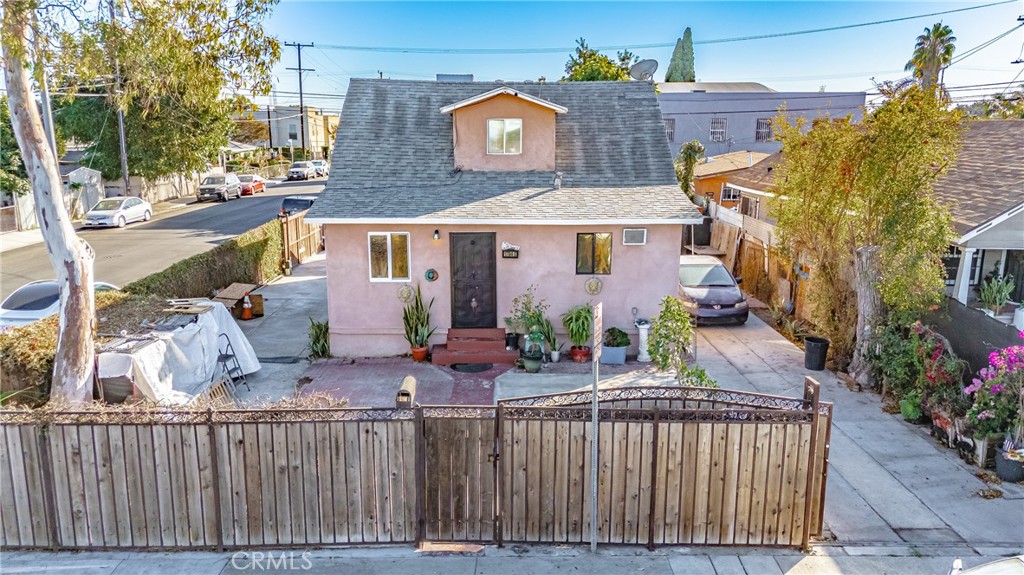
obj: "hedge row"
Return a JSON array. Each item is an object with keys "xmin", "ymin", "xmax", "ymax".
[{"xmin": 124, "ymin": 217, "xmax": 283, "ymax": 298}]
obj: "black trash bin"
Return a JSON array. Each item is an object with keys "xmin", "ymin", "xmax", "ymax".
[{"xmin": 804, "ymin": 336, "xmax": 829, "ymax": 371}]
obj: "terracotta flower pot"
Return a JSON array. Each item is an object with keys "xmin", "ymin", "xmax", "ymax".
[
  {"xmin": 570, "ymin": 346, "xmax": 591, "ymax": 363},
  {"xmin": 411, "ymin": 346, "xmax": 429, "ymax": 362}
]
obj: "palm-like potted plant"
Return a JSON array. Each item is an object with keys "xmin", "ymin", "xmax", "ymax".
[
  {"xmin": 540, "ymin": 317, "xmax": 563, "ymax": 362},
  {"xmin": 561, "ymin": 303, "xmax": 593, "ymax": 363},
  {"xmin": 979, "ymin": 275, "xmax": 1015, "ymax": 316},
  {"xmin": 403, "ymin": 284, "xmax": 436, "ymax": 362},
  {"xmin": 599, "ymin": 327, "xmax": 630, "ymax": 365}
]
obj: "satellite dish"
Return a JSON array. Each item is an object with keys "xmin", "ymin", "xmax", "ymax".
[{"xmin": 630, "ymin": 59, "xmax": 659, "ymax": 81}]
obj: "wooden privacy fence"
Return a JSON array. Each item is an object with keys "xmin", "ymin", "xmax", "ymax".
[
  {"xmin": 280, "ymin": 209, "xmax": 323, "ymax": 268},
  {"xmin": 0, "ymin": 380, "xmax": 831, "ymax": 551}
]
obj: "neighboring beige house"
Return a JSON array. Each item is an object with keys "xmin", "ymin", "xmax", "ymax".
[{"xmin": 248, "ymin": 105, "xmax": 339, "ymax": 159}]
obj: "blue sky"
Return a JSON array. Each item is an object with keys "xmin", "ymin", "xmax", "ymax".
[{"xmin": 258, "ymin": 1, "xmax": 1024, "ymax": 113}]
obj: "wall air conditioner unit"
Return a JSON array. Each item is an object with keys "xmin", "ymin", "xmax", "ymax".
[{"xmin": 622, "ymin": 228, "xmax": 647, "ymax": 246}]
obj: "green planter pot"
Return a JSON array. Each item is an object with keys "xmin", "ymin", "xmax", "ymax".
[{"xmin": 521, "ymin": 353, "xmax": 543, "ymax": 373}]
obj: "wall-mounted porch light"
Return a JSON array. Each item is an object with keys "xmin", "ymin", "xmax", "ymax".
[{"xmin": 433, "ymin": 229, "xmax": 441, "ymax": 241}]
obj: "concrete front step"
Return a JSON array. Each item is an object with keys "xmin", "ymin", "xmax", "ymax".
[{"xmin": 431, "ymin": 344, "xmax": 519, "ymax": 366}]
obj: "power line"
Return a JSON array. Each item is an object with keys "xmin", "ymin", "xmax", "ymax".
[{"xmin": 309, "ymin": 1, "xmax": 1015, "ymax": 55}]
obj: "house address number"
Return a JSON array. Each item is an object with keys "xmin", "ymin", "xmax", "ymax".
[{"xmin": 501, "ymin": 241, "xmax": 520, "ymax": 259}]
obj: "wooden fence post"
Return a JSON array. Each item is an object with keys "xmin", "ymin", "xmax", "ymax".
[
  {"xmin": 414, "ymin": 406, "xmax": 425, "ymax": 547},
  {"xmin": 801, "ymin": 377, "xmax": 821, "ymax": 551},
  {"xmin": 647, "ymin": 408, "xmax": 660, "ymax": 551},
  {"xmin": 36, "ymin": 424, "xmax": 61, "ymax": 550},
  {"xmin": 206, "ymin": 408, "xmax": 225, "ymax": 549},
  {"xmin": 494, "ymin": 404, "xmax": 504, "ymax": 547}
]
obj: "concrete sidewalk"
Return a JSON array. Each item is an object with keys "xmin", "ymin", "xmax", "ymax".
[{"xmin": 0, "ymin": 544, "xmax": 1016, "ymax": 574}]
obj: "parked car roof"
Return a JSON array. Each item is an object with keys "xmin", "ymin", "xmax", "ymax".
[{"xmin": 679, "ymin": 255, "xmax": 726, "ymax": 266}]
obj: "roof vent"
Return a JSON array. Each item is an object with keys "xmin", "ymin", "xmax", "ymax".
[
  {"xmin": 553, "ymin": 172, "xmax": 563, "ymax": 189},
  {"xmin": 692, "ymin": 89, "xmax": 706, "ymax": 93},
  {"xmin": 436, "ymin": 74, "xmax": 474, "ymax": 82}
]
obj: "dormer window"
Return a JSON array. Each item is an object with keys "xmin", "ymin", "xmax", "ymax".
[{"xmin": 487, "ymin": 119, "xmax": 522, "ymax": 155}]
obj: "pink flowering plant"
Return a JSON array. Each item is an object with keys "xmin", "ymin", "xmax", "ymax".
[{"xmin": 965, "ymin": 331, "xmax": 1024, "ymax": 438}]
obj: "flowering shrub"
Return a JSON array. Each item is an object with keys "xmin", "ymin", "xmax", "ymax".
[
  {"xmin": 871, "ymin": 319, "xmax": 967, "ymax": 414},
  {"xmin": 965, "ymin": 331, "xmax": 1024, "ymax": 437}
]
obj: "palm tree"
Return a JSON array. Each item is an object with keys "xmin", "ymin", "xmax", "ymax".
[{"xmin": 905, "ymin": 23, "xmax": 956, "ymax": 93}]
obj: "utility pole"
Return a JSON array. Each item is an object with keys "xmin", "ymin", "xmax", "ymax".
[
  {"xmin": 108, "ymin": 0, "xmax": 131, "ymax": 195},
  {"xmin": 266, "ymin": 104, "xmax": 273, "ymax": 150},
  {"xmin": 285, "ymin": 42, "xmax": 314, "ymax": 157}
]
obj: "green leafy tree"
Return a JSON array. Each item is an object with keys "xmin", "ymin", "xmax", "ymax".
[
  {"xmin": 770, "ymin": 84, "xmax": 962, "ymax": 379},
  {"xmin": 1, "ymin": 0, "xmax": 278, "ymax": 404},
  {"xmin": 665, "ymin": 27, "xmax": 695, "ymax": 82},
  {"xmin": 0, "ymin": 96, "xmax": 28, "ymax": 195},
  {"xmin": 905, "ymin": 23, "xmax": 956, "ymax": 93},
  {"xmin": 673, "ymin": 140, "xmax": 705, "ymax": 202},
  {"xmin": 562, "ymin": 38, "xmax": 637, "ymax": 82}
]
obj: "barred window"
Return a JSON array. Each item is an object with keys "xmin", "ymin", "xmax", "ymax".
[
  {"xmin": 710, "ymin": 118, "xmax": 727, "ymax": 142},
  {"xmin": 721, "ymin": 186, "xmax": 741, "ymax": 202},
  {"xmin": 664, "ymin": 118, "xmax": 676, "ymax": 143},
  {"xmin": 755, "ymin": 118, "xmax": 773, "ymax": 142}
]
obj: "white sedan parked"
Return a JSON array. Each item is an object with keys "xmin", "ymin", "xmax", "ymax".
[
  {"xmin": 0, "ymin": 281, "xmax": 120, "ymax": 330},
  {"xmin": 84, "ymin": 196, "xmax": 153, "ymax": 228}
]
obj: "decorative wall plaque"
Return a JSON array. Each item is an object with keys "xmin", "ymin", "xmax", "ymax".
[
  {"xmin": 501, "ymin": 241, "xmax": 520, "ymax": 259},
  {"xmin": 584, "ymin": 277, "xmax": 603, "ymax": 295},
  {"xmin": 425, "ymin": 269, "xmax": 439, "ymax": 281},
  {"xmin": 397, "ymin": 285, "xmax": 414, "ymax": 303}
]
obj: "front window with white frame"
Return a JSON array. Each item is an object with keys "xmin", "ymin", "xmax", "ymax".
[
  {"xmin": 721, "ymin": 185, "xmax": 741, "ymax": 202},
  {"xmin": 368, "ymin": 232, "xmax": 411, "ymax": 281},
  {"xmin": 487, "ymin": 119, "xmax": 523, "ymax": 155},
  {"xmin": 710, "ymin": 118, "xmax": 727, "ymax": 142}
]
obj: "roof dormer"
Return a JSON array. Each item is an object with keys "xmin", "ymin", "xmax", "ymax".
[{"xmin": 441, "ymin": 87, "xmax": 566, "ymax": 172}]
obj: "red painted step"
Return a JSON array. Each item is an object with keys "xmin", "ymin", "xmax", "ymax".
[
  {"xmin": 430, "ymin": 344, "xmax": 519, "ymax": 366},
  {"xmin": 447, "ymin": 328, "xmax": 505, "ymax": 340},
  {"xmin": 447, "ymin": 338, "xmax": 507, "ymax": 352}
]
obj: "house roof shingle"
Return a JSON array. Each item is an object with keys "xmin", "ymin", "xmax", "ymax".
[
  {"xmin": 308, "ymin": 78, "xmax": 699, "ymax": 223},
  {"xmin": 931, "ymin": 119, "xmax": 1024, "ymax": 235},
  {"xmin": 724, "ymin": 152, "xmax": 781, "ymax": 191}
]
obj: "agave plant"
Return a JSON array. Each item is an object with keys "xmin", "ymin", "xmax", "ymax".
[{"xmin": 403, "ymin": 285, "xmax": 436, "ymax": 349}]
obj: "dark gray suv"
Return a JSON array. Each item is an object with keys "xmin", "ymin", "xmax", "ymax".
[{"xmin": 197, "ymin": 174, "xmax": 242, "ymax": 202}]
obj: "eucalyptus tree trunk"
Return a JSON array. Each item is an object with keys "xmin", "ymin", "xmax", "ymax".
[
  {"xmin": 850, "ymin": 246, "xmax": 882, "ymax": 390},
  {"xmin": 3, "ymin": 5, "xmax": 96, "ymax": 403}
]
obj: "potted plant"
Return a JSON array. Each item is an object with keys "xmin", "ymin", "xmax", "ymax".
[
  {"xmin": 507, "ymin": 285, "xmax": 549, "ymax": 350},
  {"xmin": 561, "ymin": 303, "xmax": 593, "ymax": 363},
  {"xmin": 599, "ymin": 327, "xmax": 630, "ymax": 365},
  {"xmin": 978, "ymin": 275, "xmax": 1014, "ymax": 316},
  {"xmin": 521, "ymin": 323, "xmax": 545, "ymax": 373},
  {"xmin": 402, "ymin": 284, "xmax": 436, "ymax": 362},
  {"xmin": 540, "ymin": 318, "xmax": 563, "ymax": 362},
  {"xmin": 502, "ymin": 316, "xmax": 522, "ymax": 350},
  {"xmin": 964, "ymin": 333, "xmax": 1023, "ymax": 469}
]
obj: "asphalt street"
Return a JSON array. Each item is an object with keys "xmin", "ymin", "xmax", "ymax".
[{"xmin": 0, "ymin": 177, "xmax": 325, "ymax": 301}]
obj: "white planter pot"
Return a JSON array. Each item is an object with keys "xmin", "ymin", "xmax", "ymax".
[{"xmin": 550, "ymin": 350, "xmax": 560, "ymax": 363}]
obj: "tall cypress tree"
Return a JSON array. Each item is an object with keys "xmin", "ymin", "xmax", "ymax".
[
  {"xmin": 665, "ymin": 27, "xmax": 696, "ymax": 82},
  {"xmin": 665, "ymin": 38, "xmax": 685, "ymax": 81},
  {"xmin": 680, "ymin": 27, "xmax": 695, "ymax": 82}
]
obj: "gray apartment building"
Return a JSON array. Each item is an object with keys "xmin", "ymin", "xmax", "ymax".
[{"xmin": 658, "ymin": 82, "xmax": 866, "ymax": 155}]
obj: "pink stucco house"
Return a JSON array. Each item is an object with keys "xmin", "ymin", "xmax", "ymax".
[{"xmin": 306, "ymin": 78, "xmax": 701, "ymax": 360}]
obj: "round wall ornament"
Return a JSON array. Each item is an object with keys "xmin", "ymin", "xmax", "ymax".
[
  {"xmin": 584, "ymin": 277, "xmax": 603, "ymax": 295},
  {"xmin": 425, "ymin": 269, "xmax": 439, "ymax": 282},
  {"xmin": 397, "ymin": 285, "xmax": 414, "ymax": 303}
]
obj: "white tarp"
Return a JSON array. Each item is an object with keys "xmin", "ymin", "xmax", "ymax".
[{"xmin": 98, "ymin": 301, "xmax": 260, "ymax": 405}]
